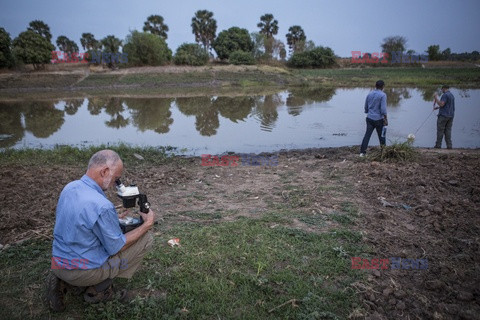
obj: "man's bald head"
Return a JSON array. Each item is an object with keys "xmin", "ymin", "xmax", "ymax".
[
  {"xmin": 86, "ymin": 150, "xmax": 124, "ymax": 190},
  {"xmin": 88, "ymin": 150, "xmax": 122, "ymax": 170}
]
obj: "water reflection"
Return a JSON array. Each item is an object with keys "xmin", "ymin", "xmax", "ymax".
[
  {"xmin": 0, "ymin": 100, "xmax": 65, "ymax": 147},
  {"xmin": 127, "ymin": 98, "xmax": 174, "ymax": 134},
  {"xmin": 0, "ymin": 87, "xmax": 478, "ymax": 151},
  {"xmin": 384, "ymin": 88, "xmax": 411, "ymax": 107},
  {"xmin": 253, "ymin": 94, "xmax": 283, "ymax": 131}
]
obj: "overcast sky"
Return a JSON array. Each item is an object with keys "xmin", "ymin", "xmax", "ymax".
[{"xmin": 1, "ymin": 0, "xmax": 479, "ymax": 57}]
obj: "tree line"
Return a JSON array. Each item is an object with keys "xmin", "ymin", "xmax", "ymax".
[
  {"xmin": 0, "ymin": 12, "xmax": 336, "ymax": 69},
  {"xmin": 0, "ymin": 12, "xmax": 477, "ymax": 70}
]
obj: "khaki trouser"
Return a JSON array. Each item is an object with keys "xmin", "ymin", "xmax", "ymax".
[{"xmin": 53, "ymin": 232, "xmax": 153, "ymax": 287}]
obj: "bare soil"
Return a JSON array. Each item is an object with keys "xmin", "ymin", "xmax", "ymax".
[{"xmin": 0, "ymin": 147, "xmax": 479, "ymax": 319}]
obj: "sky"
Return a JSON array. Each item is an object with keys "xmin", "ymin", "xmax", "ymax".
[{"xmin": 1, "ymin": 0, "xmax": 479, "ymax": 57}]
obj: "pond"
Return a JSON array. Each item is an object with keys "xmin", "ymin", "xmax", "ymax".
[{"xmin": 0, "ymin": 87, "xmax": 478, "ymax": 154}]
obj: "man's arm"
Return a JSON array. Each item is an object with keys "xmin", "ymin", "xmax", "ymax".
[
  {"xmin": 434, "ymin": 94, "xmax": 446, "ymax": 108},
  {"xmin": 119, "ymin": 209, "xmax": 155, "ymax": 252},
  {"xmin": 381, "ymin": 94, "xmax": 388, "ymax": 125}
]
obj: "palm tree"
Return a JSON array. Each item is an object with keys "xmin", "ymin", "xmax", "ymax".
[
  {"xmin": 257, "ymin": 14, "xmax": 279, "ymax": 57},
  {"xmin": 286, "ymin": 25, "xmax": 306, "ymax": 54},
  {"xmin": 143, "ymin": 15, "xmax": 169, "ymax": 40},
  {"xmin": 27, "ymin": 20, "xmax": 52, "ymax": 42},
  {"xmin": 191, "ymin": 10, "xmax": 217, "ymax": 53},
  {"xmin": 80, "ymin": 33, "xmax": 100, "ymax": 51}
]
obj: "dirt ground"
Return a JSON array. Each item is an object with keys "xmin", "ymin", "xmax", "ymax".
[{"xmin": 0, "ymin": 147, "xmax": 479, "ymax": 319}]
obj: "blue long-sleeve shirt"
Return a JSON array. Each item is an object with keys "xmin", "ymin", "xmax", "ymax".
[
  {"xmin": 52, "ymin": 175, "xmax": 126, "ymax": 269},
  {"xmin": 439, "ymin": 91, "xmax": 455, "ymax": 118},
  {"xmin": 364, "ymin": 89, "xmax": 387, "ymax": 121}
]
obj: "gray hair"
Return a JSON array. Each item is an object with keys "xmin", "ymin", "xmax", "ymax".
[{"xmin": 87, "ymin": 150, "xmax": 121, "ymax": 170}]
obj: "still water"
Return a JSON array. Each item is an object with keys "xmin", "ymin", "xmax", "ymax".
[{"xmin": 0, "ymin": 87, "xmax": 479, "ymax": 154}]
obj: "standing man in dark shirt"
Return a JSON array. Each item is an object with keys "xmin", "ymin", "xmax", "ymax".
[
  {"xmin": 433, "ymin": 85, "xmax": 455, "ymax": 149},
  {"xmin": 360, "ymin": 80, "xmax": 388, "ymax": 156}
]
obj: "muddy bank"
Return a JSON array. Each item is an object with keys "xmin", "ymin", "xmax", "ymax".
[{"xmin": 0, "ymin": 146, "xmax": 479, "ymax": 319}]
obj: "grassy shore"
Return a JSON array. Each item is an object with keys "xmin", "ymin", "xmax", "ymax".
[{"xmin": 0, "ymin": 65, "xmax": 479, "ymax": 99}]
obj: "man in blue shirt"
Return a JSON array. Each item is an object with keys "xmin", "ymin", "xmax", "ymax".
[
  {"xmin": 360, "ymin": 80, "xmax": 388, "ymax": 156},
  {"xmin": 433, "ymin": 85, "xmax": 455, "ymax": 149},
  {"xmin": 46, "ymin": 150, "xmax": 156, "ymax": 312}
]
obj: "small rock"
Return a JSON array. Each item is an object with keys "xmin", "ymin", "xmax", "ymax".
[
  {"xmin": 418, "ymin": 210, "xmax": 431, "ymax": 217},
  {"xmin": 457, "ymin": 291, "xmax": 474, "ymax": 301},
  {"xmin": 448, "ymin": 180, "xmax": 459, "ymax": 186},
  {"xmin": 368, "ymin": 293, "xmax": 376, "ymax": 302},
  {"xmin": 2, "ymin": 244, "xmax": 9, "ymax": 251},
  {"xmin": 433, "ymin": 311, "xmax": 444, "ymax": 320},
  {"xmin": 382, "ymin": 288, "xmax": 393, "ymax": 297},
  {"xmin": 405, "ymin": 223, "xmax": 415, "ymax": 231},
  {"xmin": 0, "ymin": 244, "xmax": 3, "ymax": 250},
  {"xmin": 133, "ymin": 153, "xmax": 145, "ymax": 160},
  {"xmin": 388, "ymin": 298, "xmax": 397, "ymax": 305},
  {"xmin": 433, "ymin": 206, "xmax": 443, "ymax": 214},
  {"xmin": 372, "ymin": 269, "xmax": 381, "ymax": 277},
  {"xmin": 425, "ymin": 280, "xmax": 445, "ymax": 290},
  {"xmin": 396, "ymin": 301, "xmax": 406, "ymax": 310},
  {"xmin": 369, "ymin": 312, "xmax": 384, "ymax": 320},
  {"xmin": 394, "ymin": 290, "xmax": 406, "ymax": 299},
  {"xmin": 444, "ymin": 304, "xmax": 459, "ymax": 315}
]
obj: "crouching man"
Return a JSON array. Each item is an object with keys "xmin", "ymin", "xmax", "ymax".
[{"xmin": 46, "ymin": 150, "xmax": 155, "ymax": 312}]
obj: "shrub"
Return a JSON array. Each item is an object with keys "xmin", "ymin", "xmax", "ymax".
[
  {"xmin": 123, "ymin": 31, "xmax": 172, "ymax": 66},
  {"xmin": 229, "ymin": 50, "xmax": 255, "ymax": 65},
  {"xmin": 212, "ymin": 27, "xmax": 253, "ymax": 60},
  {"xmin": 174, "ymin": 43, "xmax": 209, "ymax": 66},
  {"xmin": 288, "ymin": 46, "xmax": 336, "ymax": 68}
]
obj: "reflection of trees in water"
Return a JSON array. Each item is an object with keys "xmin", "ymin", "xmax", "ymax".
[
  {"xmin": 87, "ymin": 97, "xmax": 107, "ymax": 115},
  {"xmin": 253, "ymin": 94, "xmax": 283, "ymax": 131},
  {"xmin": 176, "ymin": 97, "xmax": 219, "ymax": 136},
  {"xmin": 176, "ymin": 97, "xmax": 212, "ymax": 116},
  {"xmin": 286, "ymin": 87, "xmax": 336, "ymax": 115},
  {"xmin": 418, "ymin": 88, "xmax": 437, "ymax": 102},
  {"xmin": 23, "ymin": 101, "xmax": 64, "ymax": 138},
  {"xmin": 384, "ymin": 88, "xmax": 411, "ymax": 107},
  {"xmin": 63, "ymin": 99, "xmax": 83, "ymax": 115},
  {"xmin": 104, "ymin": 98, "xmax": 129, "ymax": 129},
  {"xmin": 124, "ymin": 98, "xmax": 174, "ymax": 134},
  {"xmin": 0, "ymin": 102, "xmax": 25, "ymax": 148},
  {"xmin": 214, "ymin": 96, "xmax": 254, "ymax": 123}
]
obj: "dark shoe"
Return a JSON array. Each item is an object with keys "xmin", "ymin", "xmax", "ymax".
[
  {"xmin": 65, "ymin": 283, "xmax": 87, "ymax": 296},
  {"xmin": 45, "ymin": 272, "xmax": 67, "ymax": 312},
  {"xmin": 83, "ymin": 281, "xmax": 127, "ymax": 304},
  {"xmin": 434, "ymin": 145, "xmax": 441, "ymax": 149}
]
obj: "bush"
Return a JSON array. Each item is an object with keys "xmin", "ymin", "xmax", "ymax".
[
  {"xmin": 212, "ymin": 27, "xmax": 253, "ymax": 60},
  {"xmin": 368, "ymin": 140, "xmax": 418, "ymax": 162},
  {"xmin": 229, "ymin": 50, "xmax": 255, "ymax": 65},
  {"xmin": 123, "ymin": 31, "xmax": 171, "ymax": 66},
  {"xmin": 288, "ymin": 46, "xmax": 336, "ymax": 68},
  {"xmin": 174, "ymin": 43, "xmax": 209, "ymax": 66}
]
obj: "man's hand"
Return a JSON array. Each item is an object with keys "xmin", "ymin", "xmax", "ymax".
[
  {"xmin": 383, "ymin": 116, "xmax": 388, "ymax": 126},
  {"xmin": 139, "ymin": 209, "xmax": 156, "ymax": 228},
  {"xmin": 117, "ymin": 208, "xmax": 129, "ymax": 219}
]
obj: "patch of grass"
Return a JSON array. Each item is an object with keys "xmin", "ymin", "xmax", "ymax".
[
  {"xmin": 368, "ymin": 141, "xmax": 418, "ymax": 162},
  {"xmin": 330, "ymin": 213, "xmax": 353, "ymax": 225},
  {"xmin": 0, "ymin": 217, "xmax": 366, "ymax": 319},
  {"xmin": 292, "ymin": 67, "xmax": 480, "ymax": 87},
  {"xmin": 179, "ymin": 211, "xmax": 223, "ymax": 220},
  {"xmin": 0, "ymin": 144, "xmax": 177, "ymax": 166}
]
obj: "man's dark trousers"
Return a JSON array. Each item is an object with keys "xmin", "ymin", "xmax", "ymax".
[
  {"xmin": 360, "ymin": 118, "xmax": 385, "ymax": 154},
  {"xmin": 435, "ymin": 115, "xmax": 453, "ymax": 149}
]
